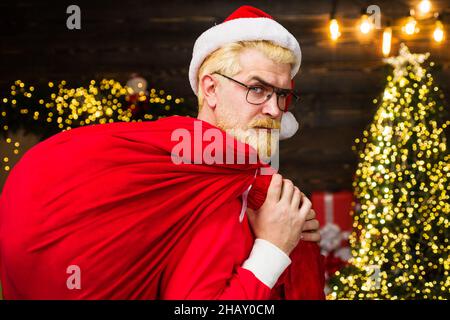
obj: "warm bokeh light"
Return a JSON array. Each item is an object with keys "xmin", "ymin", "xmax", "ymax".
[
  {"xmin": 418, "ymin": 0, "xmax": 432, "ymax": 15},
  {"xmin": 403, "ymin": 16, "xmax": 418, "ymax": 35},
  {"xmin": 382, "ymin": 27, "xmax": 392, "ymax": 57},
  {"xmin": 0, "ymin": 79, "xmax": 186, "ymax": 172},
  {"xmin": 433, "ymin": 20, "xmax": 444, "ymax": 43},
  {"xmin": 359, "ymin": 14, "xmax": 373, "ymax": 34},
  {"xmin": 329, "ymin": 18, "xmax": 341, "ymax": 40}
]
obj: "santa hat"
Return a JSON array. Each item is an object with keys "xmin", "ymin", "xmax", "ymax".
[{"xmin": 188, "ymin": 5, "xmax": 301, "ymax": 140}]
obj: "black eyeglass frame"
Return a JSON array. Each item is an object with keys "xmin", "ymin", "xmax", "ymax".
[{"xmin": 213, "ymin": 72, "xmax": 300, "ymax": 112}]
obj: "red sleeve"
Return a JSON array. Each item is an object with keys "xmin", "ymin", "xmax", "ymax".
[{"xmin": 159, "ymin": 200, "xmax": 273, "ymax": 300}]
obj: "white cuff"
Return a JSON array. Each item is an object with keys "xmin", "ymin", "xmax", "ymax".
[{"xmin": 242, "ymin": 239, "xmax": 292, "ymax": 289}]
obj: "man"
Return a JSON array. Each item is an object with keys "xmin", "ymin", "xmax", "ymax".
[
  {"xmin": 160, "ymin": 6, "xmax": 323, "ymax": 299},
  {"xmin": 0, "ymin": 5, "xmax": 324, "ymax": 299}
]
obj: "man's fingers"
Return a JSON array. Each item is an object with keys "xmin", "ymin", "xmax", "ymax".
[
  {"xmin": 291, "ymin": 187, "xmax": 301, "ymax": 210},
  {"xmin": 266, "ymin": 174, "xmax": 282, "ymax": 202},
  {"xmin": 305, "ymin": 209, "xmax": 316, "ymax": 221},
  {"xmin": 302, "ymin": 219, "xmax": 320, "ymax": 232},
  {"xmin": 280, "ymin": 179, "xmax": 294, "ymax": 204},
  {"xmin": 301, "ymin": 231, "xmax": 321, "ymax": 243},
  {"xmin": 298, "ymin": 193, "xmax": 312, "ymax": 221}
]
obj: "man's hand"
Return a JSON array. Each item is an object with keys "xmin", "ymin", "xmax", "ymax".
[
  {"xmin": 301, "ymin": 209, "xmax": 321, "ymax": 242},
  {"xmin": 247, "ymin": 174, "xmax": 318, "ymax": 256}
]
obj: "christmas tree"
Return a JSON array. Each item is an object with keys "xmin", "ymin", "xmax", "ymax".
[{"xmin": 329, "ymin": 44, "xmax": 450, "ymax": 299}]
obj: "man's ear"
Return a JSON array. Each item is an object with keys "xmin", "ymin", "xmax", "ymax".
[{"xmin": 199, "ymin": 74, "xmax": 218, "ymax": 109}]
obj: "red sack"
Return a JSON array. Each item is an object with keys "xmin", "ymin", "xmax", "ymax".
[{"xmin": 0, "ymin": 116, "xmax": 324, "ymax": 299}]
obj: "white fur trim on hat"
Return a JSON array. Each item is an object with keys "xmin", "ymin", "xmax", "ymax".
[
  {"xmin": 280, "ymin": 111, "xmax": 299, "ymax": 140},
  {"xmin": 189, "ymin": 17, "xmax": 301, "ymax": 95}
]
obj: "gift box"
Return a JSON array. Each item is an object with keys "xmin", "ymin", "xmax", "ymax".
[
  {"xmin": 312, "ymin": 190, "xmax": 354, "ymax": 233},
  {"xmin": 312, "ymin": 191, "xmax": 355, "ymax": 278}
]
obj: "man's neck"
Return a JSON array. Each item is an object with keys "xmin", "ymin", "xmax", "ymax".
[{"xmin": 196, "ymin": 108, "xmax": 217, "ymax": 127}]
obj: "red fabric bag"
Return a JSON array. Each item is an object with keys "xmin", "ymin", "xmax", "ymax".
[{"xmin": 0, "ymin": 116, "xmax": 324, "ymax": 299}]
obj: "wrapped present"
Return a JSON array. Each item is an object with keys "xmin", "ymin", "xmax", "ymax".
[
  {"xmin": 312, "ymin": 191, "xmax": 354, "ymax": 234},
  {"xmin": 312, "ymin": 191, "xmax": 354, "ymax": 278}
]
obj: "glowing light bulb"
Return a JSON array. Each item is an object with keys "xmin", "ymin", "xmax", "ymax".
[
  {"xmin": 418, "ymin": 0, "xmax": 432, "ymax": 15},
  {"xmin": 433, "ymin": 20, "xmax": 444, "ymax": 43},
  {"xmin": 359, "ymin": 14, "xmax": 372, "ymax": 34},
  {"xmin": 329, "ymin": 18, "xmax": 341, "ymax": 40},
  {"xmin": 404, "ymin": 16, "xmax": 418, "ymax": 35},
  {"xmin": 382, "ymin": 27, "xmax": 392, "ymax": 57}
]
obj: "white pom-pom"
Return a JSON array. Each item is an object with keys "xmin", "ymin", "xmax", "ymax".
[{"xmin": 279, "ymin": 111, "xmax": 299, "ymax": 140}]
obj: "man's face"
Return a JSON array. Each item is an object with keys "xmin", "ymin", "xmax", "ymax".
[{"xmin": 214, "ymin": 48, "xmax": 292, "ymax": 160}]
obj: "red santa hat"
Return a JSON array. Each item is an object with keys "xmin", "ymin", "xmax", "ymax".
[{"xmin": 188, "ymin": 5, "xmax": 301, "ymax": 140}]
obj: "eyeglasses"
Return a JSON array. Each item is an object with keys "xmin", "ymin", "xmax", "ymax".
[{"xmin": 213, "ymin": 72, "xmax": 299, "ymax": 112}]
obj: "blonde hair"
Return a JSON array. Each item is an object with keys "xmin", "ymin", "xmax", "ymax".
[{"xmin": 196, "ymin": 40, "xmax": 297, "ymax": 111}]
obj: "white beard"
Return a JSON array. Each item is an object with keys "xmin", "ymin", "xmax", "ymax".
[{"xmin": 224, "ymin": 127, "xmax": 280, "ymax": 163}]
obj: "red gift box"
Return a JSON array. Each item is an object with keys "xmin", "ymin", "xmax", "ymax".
[
  {"xmin": 312, "ymin": 191, "xmax": 355, "ymax": 278},
  {"xmin": 312, "ymin": 191, "xmax": 354, "ymax": 233}
]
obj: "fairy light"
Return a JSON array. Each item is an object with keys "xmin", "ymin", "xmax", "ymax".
[
  {"xmin": 1, "ymin": 79, "xmax": 186, "ymax": 172},
  {"xmin": 418, "ymin": 0, "xmax": 432, "ymax": 15},
  {"xmin": 382, "ymin": 27, "xmax": 392, "ymax": 57},
  {"xmin": 328, "ymin": 44, "xmax": 450, "ymax": 300},
  {"xmin": 329, "ymin": 18, "xmax": 341, "ymax": 40},
  {"xmin": 433, "ymin": 20, "xmax": 445, "ymax": 43},
  {"xmin": 403, "ymin": 16, "xmax": 418, "ymax": 35},
  {"xmin": 359, "ymin": 14, "xmax": 373, "ymax": 34}
]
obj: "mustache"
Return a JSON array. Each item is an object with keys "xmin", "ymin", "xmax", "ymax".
[{"xmin": 248, "ymin": 118, "xmax": 281, "ymax": 130}]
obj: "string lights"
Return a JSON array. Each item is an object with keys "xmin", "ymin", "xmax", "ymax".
[
  {"xmin": 359, "ymin": 13, "xmax": 373, "ymax": 35},
  {"xmin": 403, "ymin": 14, "xmax": 419, "ymax": 35},
  {"xmin": 382, "ymin": 25, "xmax": 393, "ymax": 57},
  {"xmin": 329, "ymin": 0, "xmax": 341, "ymax": 41},
  {"xmin": 433, "ymin": 17, "xmax": 445, "ymax": 43},
  {"xmin": 418, "ymin": 0, "xmax": 432, "ymax": 16},
  {"xmin": 328, "ymin": 0, "xmax": 446, "ymax": 55},
  {"xmin": 329, "ymin": 18, "xmax": 341, "ymax": 41}
]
